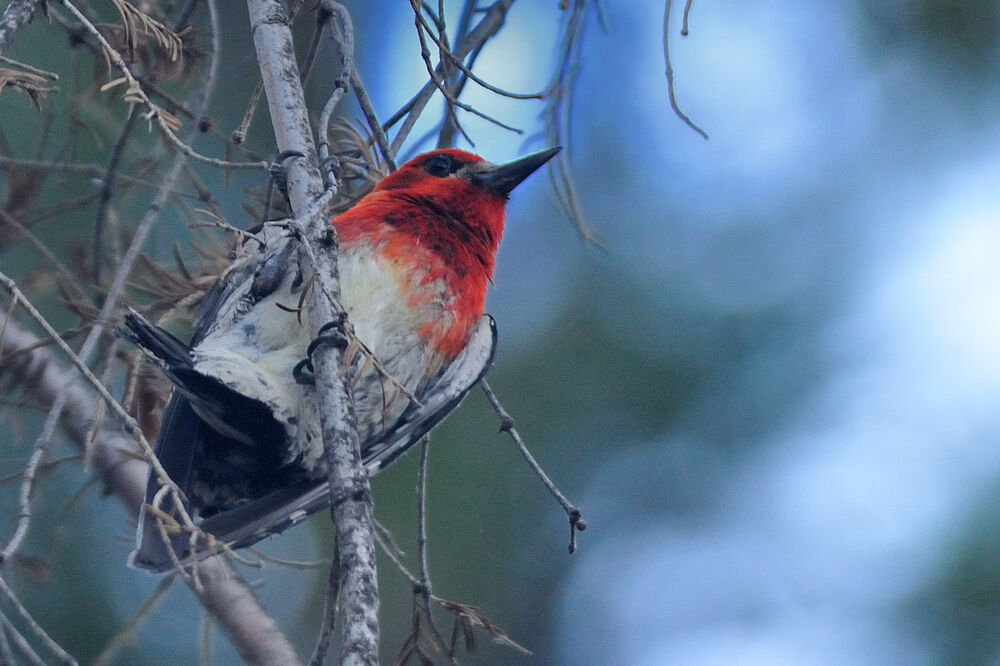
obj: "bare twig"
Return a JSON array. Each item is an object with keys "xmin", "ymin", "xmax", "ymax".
[
  {"xmin": 388, "ymin": 0, "xmax": 517, "ymax": 154},
  {"xmin": 544, "ymin": 0, "xmax": 605, "ymax": 246},
  {"xmin": 316, "ymin": 1, "xmax": 355, "ymax": 188},
  {"xmin": 0, "ymin": 611, "xmax": 46, "ymax": 666},
  {"xmin": 375, "ymin": 527, "xmax": 531, "ymax": 659},
  {"xmin": 409, "ymin": 0, "xmax": 522, "ymax": 136},
  {"xmin": 0, "ymin": 155, "xmax": 181, "ymax": 191},
  {"xmin": 93, "ymin": 106, "xmax": 140, "ymax": 283},
  {"xmin": 414, "ymin": 437, "xmax": 452, "ymax": 659},
  {"xmin": 199, "ymin": 611, "xmax": 213, "ymax": 666},
  {"xmin": 0, "ymin": 55, "xmax": 57, "ymax": 80},
  {"xmin": 92, "ymin": 576, "xmax": 175, "ymax": 666},
  {"xmin": 61, "ymin": 0, "xmax": 268, "ymax": 170},
  {"xmin": 0, "ymin": 575, "xmax": 77, "ymax": 665},
  {"xmin": 681, "ymin": 0, "xmax": 694, "ymax": 35},
  {"xmin": 663, "ymin": 0, "xmax": 708, "ymax": 138},
  {"xmin": 413, "ymin": 1, "xmax": 542, "ymax": 101},
  {"xmin": 0, "ymin": 209, "xmax": 89, "ymax": 303},
  {"xmin": 0, "ymin": 611, "xmax": 16, "ymax": 666},
  {"xmin": 232, "ymin": 80, "xmax": 265, "ymax": 145},
  {"xmin": 480, "ymin": 380, "xmax": 586, "ymax": 553},
  {"xmin": 350, "ymin": 69, "xmax": 397, "ymax": 172},
  {"xmin": 307, "ymin": 551, "xmax": 340, "ymax": 666},
  {"xmin": 245, "ymin": 549, "xmax": 325, "ymax": 570}
]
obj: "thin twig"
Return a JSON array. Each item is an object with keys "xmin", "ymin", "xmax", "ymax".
[
  {"xmin": 232, "ymin": 80, "xmax": 265, "ymax": 145},
  {"xmin": 0, "ymin": 155, "xmax": 187, "ymax": 191},
  {"xmin": 316, "ymin": 1, "xmax": 354, "ymax": 189},
  {"xmin": 350, "ymin": 69, "xmax": 396, "ymax": 171},
  {"xmin": 436, "ymin": 0, "xmax": 481, "ymax": 149},
  {"xmin": 299, "ymin": 4, "xmax": 328, "ymax": 84},
  {"xmin": 682, "ymin": 0, "xmax": 694, "ymax": 36},
  {"xmin": 91, "ymin": 576, "xmax": 175, "ymax": 666},
  {"xmin": 663, "ymin": 0, "xmax": 708, "ymax": 138},
  {"xmin": 415, "ymin": 437, "xmax": 452, "ymax": 659},
  {"xmin": 413, "ymin": 1, "xmax": 542, "ymax": 101},
  {"xmin": 0, "ymin": 454, "xmax": 83, "ymax": 486},
  {"xmin": 409, "ymin": 0, "xmax": 522, "ymax": 136},
  {"xmin": 1, "ymin": 375, "xmax": 63, "ymax": 565},
  {"xmin": 0, "ymin": 55, "xmax": 57, "ymax": 80},
  {"xmin": 0, "ymin": 575, "xmax": 77, "ymax": 665},
  {"xmin": 0, "ymin": 611, "xmax": 46, "ymax": 666},
  {"xmin": 0, "ymin": 209, "xmax": 88, "ymax": 304},
  {"xmin": 0, "ymin": 611, "xmax": 16, "ymax": 666},
  {"xmin": 307, "ymin": 550, "xmax": 340, "ymax": 666},
  {"xmin": 374, "ymin": 528, "xmax": 530, "ymax": 659},
  {"xmin": 245, "ymin": 548, "xmax": 326, "ymax": 570},
  {"xmin": 544, "ymin": 0, "xmax": 606, "ymax": 246},
  {"xmin": 60, "ymin": 0, "xmax": 268, "ymax": 170},
  {"xmin": 199, "ymin": 611, "xmax": 213, "ymax": 666},
  {"xmin": 480, "ymin": 379, "xmax": 586, "ymax": 553},
  {"xmin": 389, "ymin": 0, "xmax": 517, "ymax": 153},
  {"xmin": 93, "ymin": 106, "xmax": 140, "ymax": 283}
]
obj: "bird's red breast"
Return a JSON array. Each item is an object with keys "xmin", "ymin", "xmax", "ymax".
[{"xmin": 332, "ymin": 149, "xmax": 507, "ymax": 359}]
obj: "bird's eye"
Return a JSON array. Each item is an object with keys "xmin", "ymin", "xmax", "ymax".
[{"xmin": 423, "ymin": 155, "xmax": 454, "ymax": 178}]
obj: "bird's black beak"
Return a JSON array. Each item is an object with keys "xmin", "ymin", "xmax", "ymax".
[{"xmin": 472, "ymin": 147, "xmax": 562, "ymax": 197}]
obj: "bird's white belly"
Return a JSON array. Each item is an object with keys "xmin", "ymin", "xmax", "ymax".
[{"xmin": 191, "ymin": 242, "xmax": 443, "ymax": 473}]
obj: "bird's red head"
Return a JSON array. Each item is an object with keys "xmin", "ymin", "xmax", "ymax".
[
  {"xmin": 335, "ymin": 147, "xmax": 559, "ymax": 270},
  {"xmin": 373, "ymin": 148, "xmax": 559, "ymax": 254},
  {"xmin": 332, "ymin": 147, "xmax": 559, "ymax": 356}
]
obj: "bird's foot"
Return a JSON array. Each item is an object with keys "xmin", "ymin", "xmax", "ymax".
[
  {"xmin": 307, "ymin": 315, "xmax": 350, "ymax": 356},
  {"xmin": 294, "ymin": 314, "xmax": 349, "ymax": 385}
]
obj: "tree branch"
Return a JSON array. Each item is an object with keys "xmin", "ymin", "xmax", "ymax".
[{"xmin": 247, "ymin": 1, "xmax": 379, "ymax": 663}]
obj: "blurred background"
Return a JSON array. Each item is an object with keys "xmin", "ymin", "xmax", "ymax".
[{"xmin": 3, "ymin": 0, "xmax": 1000, "ymax": 663}]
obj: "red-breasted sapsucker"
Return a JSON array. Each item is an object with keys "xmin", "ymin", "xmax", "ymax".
[{"xmin": 121, "ymin": 147, "xmax": 560, "ymax": 571}]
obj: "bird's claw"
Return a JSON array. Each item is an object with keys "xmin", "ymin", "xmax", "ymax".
[
  {"xmin": 292, "ymin": 357, "xmax": 314, "ymax": 385},
  {"xmin": 294, "ymin": 315, "xmax": 349, "ymax": 384},
  {"xmin": 306, "ymin": 315, "xmax": 349, "ymax": 357}
]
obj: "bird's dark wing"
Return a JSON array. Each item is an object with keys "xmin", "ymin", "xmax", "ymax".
[
  {"xmin": 122, "ymin": 239, "xmax": 307, "ymax": 572},
  {"xmin": 128, "ymin": 394, "xmax": 203, "ymax": 571},
  {"xmin": 126, "ymin": 314, "xmax": 496, "ymax": 572},
  {"xmin": 121, "ymin": 311, "xmax": 289, "ymax": 450},
  {"xmin": 198, "ymin": 315, "xmax": 497, "ymax": 554}
]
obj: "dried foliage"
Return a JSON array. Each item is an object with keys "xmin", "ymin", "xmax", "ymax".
[
  {"xmin": 110, "ymin": 0, "xmax": 185, "ymax": 65},
  {"xmin": 394, "ymin": 598, "xmax": 531, "ymax": 665},
  {"xmin": 0, "ymin": 67, "xmax": 55, "ymax": 108}
]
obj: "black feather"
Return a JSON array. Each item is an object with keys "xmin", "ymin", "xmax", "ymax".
[{"xmin": 122, "ymin": 239, "xmax": 497, "ymax": 572}]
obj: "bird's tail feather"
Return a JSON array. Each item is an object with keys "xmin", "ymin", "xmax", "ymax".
[{"xmin": 119, "ymin": 310, "xmax": 194, "ymax": 371}]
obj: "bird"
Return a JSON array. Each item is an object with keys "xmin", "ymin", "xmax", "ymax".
[{"xmin": 120, "ymin": 146, "xmax": 560, "ymax": 571}]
